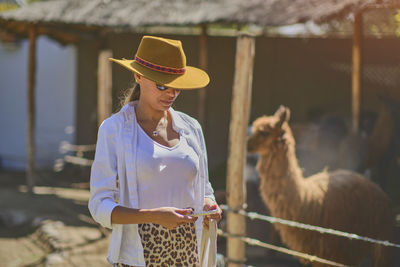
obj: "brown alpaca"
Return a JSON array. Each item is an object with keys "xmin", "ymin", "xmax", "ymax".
[{"xmin": 247, "ymin": 106, "xmax": 394, "ymax": 267}]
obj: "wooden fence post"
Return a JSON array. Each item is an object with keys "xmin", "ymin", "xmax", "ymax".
[
  {"xmin": 27, "ymin": 25, "xmax": 37, "ymax": 193},
  {"xmin": 226, "ymin": 33, "xmax": 255, "ymax": 267},
  {"xmin": 352, "ymin": 12, "xmax": 363, "ymax": 134},
  {"xmin": 198, "ymin": 24, "xmax": 208, "ymax": 129},
  {"xmin": 97, "ymin": 49, "xmax": 113, "ymax": 126}
]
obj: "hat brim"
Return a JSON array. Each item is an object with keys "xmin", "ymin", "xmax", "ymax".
[{"xmin": 109, "ymin": 58, "xmax": 210, "ymax": 89}]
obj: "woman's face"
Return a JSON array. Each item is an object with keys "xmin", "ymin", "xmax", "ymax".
[{"xmin": 135, "ymin": 74, "xmax": 181, "ymax": 112}]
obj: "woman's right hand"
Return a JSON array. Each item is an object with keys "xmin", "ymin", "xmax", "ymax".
[{"xmin": 152, "ymin": 207, "xmax": 197, "ymax": 230}]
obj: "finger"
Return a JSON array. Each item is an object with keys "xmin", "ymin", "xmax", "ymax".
[
  {"xmin": 211, "ymin": 217, "xmax": 222, "ymax": 222},
  {"xmin": 209, "ymin": 214, "xmax": 222, "ymax": 221},
  {"xmin": 211, "ymin": 210, "xmax": 222, "ymax": 217},
  {"xmin": 180, "ymin": 214, "xmax": 197, "ymax": 223},
  {"xmin": 175, "ymin": 208, "xmax": 194, "ymax": 215},
  {"xmin": 203, "ymin": 204, "xmax": 212, "ymax": 211},
  {"xmin": 204, "ymin": 203, "xmax": 219, "ymax": 211},
  {"xmin": 203, "ymin": 216, "xmax": 209, "ymax": 225},
  {"xmin": 203, "ymin": 218, "xmax": 209, "ymax": 228}
]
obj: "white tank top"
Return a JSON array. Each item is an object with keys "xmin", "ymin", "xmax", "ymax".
[{"xmin": 136, "ymin": 124, "xmax": 199, "ymax": 210}]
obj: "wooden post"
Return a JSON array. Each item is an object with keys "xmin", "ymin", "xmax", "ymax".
[
  {"xmin": 226, "ymin": 34, "xmax": 255, "ymax": 267},
  {"xmin": 97, "ymin": 49, "xmax": 113, "ymax": 126},
  {"xmin": 352, "ymin": 12, "xmax": 363, "ymax": 133},
  {"xmin": 198, "ymin": 24, "xmax": 208, "ymax": 128},
  {"xmin": 27, "ymin": 25, "xmax": 37, "ymax": 193}
]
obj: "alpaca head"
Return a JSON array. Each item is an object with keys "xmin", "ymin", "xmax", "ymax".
[{"xmin": 247, "ymin": 106, "xmax": 292, "ymax": 155}]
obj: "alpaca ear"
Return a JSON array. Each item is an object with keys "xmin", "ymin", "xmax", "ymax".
[{"xmin": 275, "ymin": 106, "xmax": 291, "ymax": 127}]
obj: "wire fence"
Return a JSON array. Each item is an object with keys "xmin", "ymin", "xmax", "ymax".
[
  {"xmin": 217, "ymin": 229, "xmax": 350, "ymax": 267},
  {"xmin": 220, "ymin": 205, "xmax": 400, "ymax": 249},
  {"xmin": 54, "ymin": 141, "xmax": 95, "ymax": 171},
  {"xmin": 59, "ymin": 141, "xmax": 96, "ymax": 157},
  {"xmin": 54, "ymin": 143, "xmax": 400, "ymax": 266}
]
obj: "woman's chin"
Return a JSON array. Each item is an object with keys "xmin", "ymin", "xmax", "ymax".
[{"xmin": 159, "ymin": 101, "xmax": 174, "ymax": 109}]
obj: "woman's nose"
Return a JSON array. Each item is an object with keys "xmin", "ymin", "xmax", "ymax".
[{"xmin": 166, "ymin": 88, "xmax": 180, "ymax": 97}]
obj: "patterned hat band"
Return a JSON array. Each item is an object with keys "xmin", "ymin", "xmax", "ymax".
[{"xmin": 135, "ymin": 56, "xmax": 186, "ymax": 74}]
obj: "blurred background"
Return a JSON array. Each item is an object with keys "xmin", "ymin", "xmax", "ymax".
[{"xmin": 1, "ymin": 0, "xmax": 400, "ymax": 266}]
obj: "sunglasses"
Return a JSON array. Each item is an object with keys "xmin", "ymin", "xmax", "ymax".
[{"xmin": 155, "ymin": 84, "xmax": 169, "ymax": 91}]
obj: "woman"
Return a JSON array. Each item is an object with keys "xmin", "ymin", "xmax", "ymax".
[{"xmin": 89, "ymin": 35, "xmax": 222, "ymax": 267}]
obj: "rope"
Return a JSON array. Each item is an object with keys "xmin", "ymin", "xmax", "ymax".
[
  {"xmin": 221, "ymin": 205, "xmax": 400, "ymax": 248},
  {"xmin": 218, "ymin": 230, "xmax": 350, "ymax": 267}
]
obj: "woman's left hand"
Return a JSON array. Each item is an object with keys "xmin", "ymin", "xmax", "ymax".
[{"xmin": 203, "ymin": 198, "xmax": 222, "ymax": 229}]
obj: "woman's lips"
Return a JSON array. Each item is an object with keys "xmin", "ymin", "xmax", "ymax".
[{"xmin": 160, "ymin": 99, "xmax": 174, "ymax": 106}]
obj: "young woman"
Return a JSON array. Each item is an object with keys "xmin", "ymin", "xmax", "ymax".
[{"xmin": 89, "ymin": 35, "xmax": 222, "ymax": 267}]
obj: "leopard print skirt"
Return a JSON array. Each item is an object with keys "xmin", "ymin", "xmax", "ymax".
[
  {"xmin": 136, "ymin": 222, "xmax": 199, "ymax": 267},
  {"xmin": 114, "ymin": 223, "xmax": 199, "ymax": 267}
]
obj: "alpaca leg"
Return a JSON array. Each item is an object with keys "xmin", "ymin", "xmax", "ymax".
[
  {"xmin": 266, "ymin": 224, "xmax": 281, "ymax": 259},
  {"xmin": 372, "ymin": 244, "xmax": 394, "ymax": 267},
  {"xmin": 311, "ymin": 261, "xmax": 328, "ymax": 267}
]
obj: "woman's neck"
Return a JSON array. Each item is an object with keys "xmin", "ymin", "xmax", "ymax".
[{"xmin": 135, "ymin": 100, "xmax": 167, "ymax": 124}]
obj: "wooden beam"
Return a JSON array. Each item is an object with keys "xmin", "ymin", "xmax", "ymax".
[
  {"xmin": 198, "ymin": 24, "xmax": 208, "ymax": 128},
  {"xmin": 226, "ymin": 33, "xmax": 255, "ymax": 267},
  {"xmin": 97, "ymin": 49, "xmax": 113, "ymax": 126},
  {"xmin": 27, "ymin": 25, "xmax": 37, "ymax": 193},
  {"xmin": 38, "ymin": 26, "xmax": 80, "ymax": 44},
  {"xmin": 352, "ymin": 12, "xmax": 363, "ymax": 133}
]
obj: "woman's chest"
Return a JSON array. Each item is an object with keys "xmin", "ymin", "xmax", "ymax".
[{"xmin": 136, "ymin": 133, "xmax": 199, "ymax": 182}]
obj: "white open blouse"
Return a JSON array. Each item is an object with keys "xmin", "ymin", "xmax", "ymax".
[
  {"xmin": 88, "ymin": 102, "xmax": 215, "ymax": 266},
  {"xmin": 136, "ymin": 123, "xmax": 199, "ymax": 210}
]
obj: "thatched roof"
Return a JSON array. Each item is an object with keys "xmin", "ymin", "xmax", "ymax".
[
  {"xmin": 234, "ymin": 0, "xmax": 400, "ymax": 26},
  {"xmin": 1, "ymin": 0, "xmax": 400, "ymax": 43},
  {"xmin": 2, "ymin": 0, "xmax": 400, "ymax": 26}
]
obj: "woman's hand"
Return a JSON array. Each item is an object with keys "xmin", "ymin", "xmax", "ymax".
[
  {"xmin": 203, "ymin": 198, "xmax": 222, "ymax": 229},
  {"xmin": 152, "ymin": 207, "xmax": 197, "ymax": 230}
]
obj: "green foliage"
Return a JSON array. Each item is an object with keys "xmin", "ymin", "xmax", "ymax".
[
  {"xmin": 0, "ymin": 0, "xmax": 48, "ymax": 13},
  {"xmin": 395, "ymin": 10, "xmax": 400, "ymax": 37},
  {"xmin": 0, "ymin": 3, "xmax": 18, "ymax": 12}
]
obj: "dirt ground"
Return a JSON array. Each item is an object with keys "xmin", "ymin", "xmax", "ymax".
[
  {"xmin": 0, "ymin": 170, "xmax": 111, "ymax": 267},
  {"xmin": 2, "ymin": 169, "xmax": 400, "ymax": 267},
  {"xmin": 0, "ymin": 169, "xmax": 310, "ymax": 267}
]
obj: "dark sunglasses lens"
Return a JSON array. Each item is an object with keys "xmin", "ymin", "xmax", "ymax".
[{"xmin": 156, "ymin": 84, "xmax": 168, "ymax": 91}]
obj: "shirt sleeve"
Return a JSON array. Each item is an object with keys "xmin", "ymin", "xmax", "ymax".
[
  {"xmin": 195, "ymin": 120, "xmax": 216, "ymax": 202},
  {"xmin": 88, "ymin": 119, "xmax": 120, "ymax": 229}
]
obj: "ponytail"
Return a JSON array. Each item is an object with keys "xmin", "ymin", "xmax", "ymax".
[{"xmin": 120, "ymin": 83, "xmax": 140, "ymax": 108}]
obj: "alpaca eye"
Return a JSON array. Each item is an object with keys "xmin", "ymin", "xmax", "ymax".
[{"xmin": 260, "ymin": 131, "xmax": 270, "ymax": 137}]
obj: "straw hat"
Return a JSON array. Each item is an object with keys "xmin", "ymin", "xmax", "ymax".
[{"xmin": 109, "ymin": 36, "xmax": 209, "ymax": 89}]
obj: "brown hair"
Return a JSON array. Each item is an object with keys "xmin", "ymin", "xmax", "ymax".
[{"xmin": 120, "ymin": 83, "xmax": 141, "ymax": 108}]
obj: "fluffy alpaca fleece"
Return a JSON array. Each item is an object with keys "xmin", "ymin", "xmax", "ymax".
[{"xmin": 247, "ymin": 106, "xmax": 394, "ymax": 267}]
